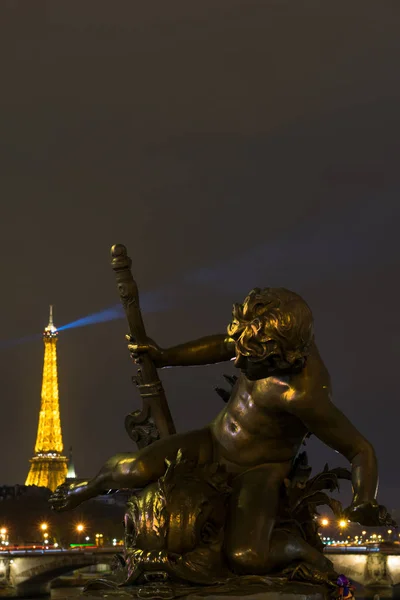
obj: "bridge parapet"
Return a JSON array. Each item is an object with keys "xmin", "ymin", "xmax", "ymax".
[
  {"xmin": 0, "ymin": 548, "xmax": 120, "ymax": 597},
  {"xmin": 326, "ymin": 549, "xmax": 400, "ymax": 597}
]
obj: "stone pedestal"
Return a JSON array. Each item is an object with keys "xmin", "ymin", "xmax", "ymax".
[
  {"xmin": 183, "ymin": 585, "xmax": 328, "ymax": 600},
  {"xmin": 73, "ymin": 579, "xmax": 330, "ymax": 600}
]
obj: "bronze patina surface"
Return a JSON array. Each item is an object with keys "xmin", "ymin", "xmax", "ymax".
[{"xmin": 50, "ymin": 244, "xmax": 395, "ymax": 597}]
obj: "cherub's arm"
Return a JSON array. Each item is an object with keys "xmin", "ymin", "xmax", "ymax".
[
  {"xmin": 286, "ymin": 388, "xmax": 378, "ymax": 506},
  {"xmin": 128, "ymin": 334, "xmax": 236, "ymax": 368},
  {"xmin": 161, "ymin": 334, "xmax": 235, "ymax": 367}
]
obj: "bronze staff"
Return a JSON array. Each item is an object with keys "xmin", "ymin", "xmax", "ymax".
[{"xmin": 110, "ymin": 244, "xmax": 176, "ymax": 447}]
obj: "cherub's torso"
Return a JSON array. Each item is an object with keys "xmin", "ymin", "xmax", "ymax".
[{"xmin": 210, "ymin": 343, "xmax": 331, "ymax": 468}]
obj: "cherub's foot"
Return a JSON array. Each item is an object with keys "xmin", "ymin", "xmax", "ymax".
[
  {"xmin": 49, "ymin": 482, "xmax": 88, "ymax": 512},
  {"xmin": 282, "ymin": 561, "xmax": 337, "ymax": 587}
]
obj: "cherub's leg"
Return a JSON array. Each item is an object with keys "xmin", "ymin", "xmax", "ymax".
[
  {"xmin": 50, "ymin": 427, "xmax": 213, "ymax": 511},
  {"xmin": 224, "ymin": 462, "xmax": 334, "ymax": 576},
  {"xmin": 224, "ymin": 462, "xmax": 290, "ymax": 574},
  {"xmin": 267, "ymin": 529, "xmax": 335, "ymax": 574}
]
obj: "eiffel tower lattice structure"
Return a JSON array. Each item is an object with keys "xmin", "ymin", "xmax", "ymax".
[{"xmin": 25, "ymin": 306, "xmax": 68, "ymax": 492}]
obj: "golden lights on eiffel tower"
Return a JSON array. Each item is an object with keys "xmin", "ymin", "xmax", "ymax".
[{"xmin": 25, "ymin": 306, "xmax": 68, "ymax": 492}]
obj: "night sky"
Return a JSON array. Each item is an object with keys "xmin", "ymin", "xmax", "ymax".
[{"xmin": 0, "ymin": 2, "xmax": 399, "ymax": 511}]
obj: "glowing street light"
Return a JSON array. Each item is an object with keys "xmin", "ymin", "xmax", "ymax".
[
  {"xmin": 339, "ymin": 520, "xmax": 347, "ymax": 529},
  {"xmin": 76, "ymin": 523, "xmax": 85, "ymax": 545},
  {"xmin": 321, "ymin": 518, "xmax": 329, "ymax": 527},
  {"xmin": 40, "ymin": 523, "xmax": 48, "ymax": 532},
  {"xmin": 0, "ymin": 528, "xmax": 9, "ymax": 545}
]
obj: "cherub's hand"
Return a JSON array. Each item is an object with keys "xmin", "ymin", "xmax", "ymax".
[
  {"xmin": 126, "ymin": 335, "xmax": 164, "ymax": 368},
  {"xmin": 49, "ymin": 483, "xmax": 85, "ymax": 512},
  {"xmin": 345, "ymin": 501, "xmax": 397, "ymax": 528},
  {"xmin": 49, "ymin": 484, "xmax": 71, "ymax": 512}
]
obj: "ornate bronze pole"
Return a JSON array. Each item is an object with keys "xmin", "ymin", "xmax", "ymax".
[{"xmin": 110, "ymin": 244, "xmax": 176, "ymax": 448}]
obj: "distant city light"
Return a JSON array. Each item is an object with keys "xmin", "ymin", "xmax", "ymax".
[
  {"xmin": 40, "ymin": 523, "xmax": 48, "ymax": 531},
  {"xmin": 76, "ymin": 523, "xmax": 85, "ymax": 533},
  {"xmin": 321, "ymin": 518, "xmax": 329, "ymax": 526},
  {"xmin": 339, "ymin": 520, "xmax": 347, "ymax": 528}
]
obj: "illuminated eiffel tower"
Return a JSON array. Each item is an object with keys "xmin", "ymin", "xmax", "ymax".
[{"xmin": 25, "ymin": 306, "xmax": 68, "ymax": 492}]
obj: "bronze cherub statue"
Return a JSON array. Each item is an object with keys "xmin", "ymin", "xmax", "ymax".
[{"xmin": 50, "ymin": 245, "xmax": 395, "ymax": 595}]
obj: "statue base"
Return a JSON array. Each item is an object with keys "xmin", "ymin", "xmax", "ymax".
[{"xmin": 79, "ymin": 577, "xmax": 330, "ymax": 600}]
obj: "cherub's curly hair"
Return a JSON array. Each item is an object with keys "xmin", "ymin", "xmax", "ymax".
[{"xmin": 227, "ymin": 288, "xmax": 314, "ymax": 366}]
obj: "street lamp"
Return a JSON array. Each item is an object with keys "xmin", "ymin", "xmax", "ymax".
[
  {"xmin": 39, "ymin": 523, "xmax": 49, "ymax": 545},
  {"xmin": 339, "ymin": 520, "xmax": 347, "ymax": 529},
  {"xmin": 321, "ymin": 518, "xmax": 329, "ymax": 527},
  {"xmin": 0, "ymin": 528, "xmax": 8, "ymax": 545},
  {"xmin": 76, "ymin": 523, "xmax": 85, "ymax": 545}
]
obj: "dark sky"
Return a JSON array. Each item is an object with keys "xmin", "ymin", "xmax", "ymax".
[{"xmin": 0, "ymin": 1, "xmax": 399, "ymax": 511}]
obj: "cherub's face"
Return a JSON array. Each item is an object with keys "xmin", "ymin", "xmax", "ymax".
[
  {"xmin": 234, "ymin": 352, "xmax": 277, "ymax": 381},
  {"xmin": 234, "ymin": 348, "xmax": 304, "ymax": 381}
]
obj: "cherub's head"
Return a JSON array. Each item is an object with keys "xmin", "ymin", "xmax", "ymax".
[{"xmin": 227, "ymin": 287, "xmax": 314, "ymax": 380}]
